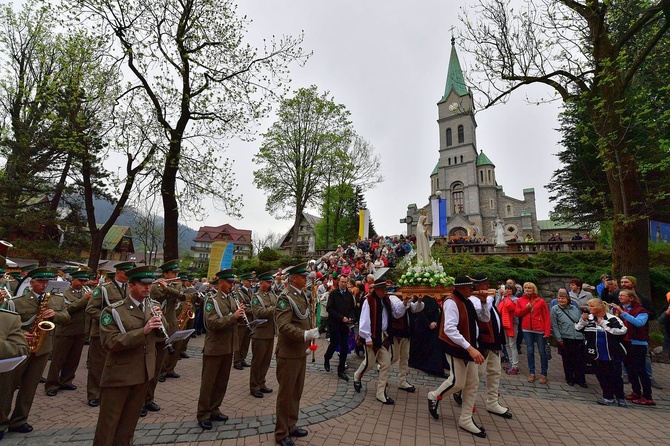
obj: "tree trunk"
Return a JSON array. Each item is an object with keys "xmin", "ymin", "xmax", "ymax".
[
  {"xmin": 290, "ymin": 208, "xmax": 303, "ymax": 256},
  {"xmin": 162, "ymin": 139, "xmax": 181, "ymax": 261}
]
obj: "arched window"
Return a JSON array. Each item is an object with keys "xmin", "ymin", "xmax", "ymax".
[
  {"xmin": 488, "ymin": 170, "xmax": 492, "ymax": 183},
  {"xmin": 479, "ymin": 171, "xmax": 484, "ymax": 183},
  {"xmin": 506, "ymin": 205, "xmax": 512, "ymax": 217},
  {"xmin": 448, "ymin": 158, "xmax": 451, "ymax": 165},
  {"xmin": 454, "ymin": 156, "xmax": 457, "ymax": 164},
  {"xmin": 458, "ymin": 125, "xmax": 464, "ymax": 143},
  {"xmin": 460, "ymin": 155, "xmax": 464, "ymax": 163},
  {"xmin": 446, "ymin": 128, "xmax": 452, "ymax": 146},
  {"xmin": 452, "ymin": 182, "xmax": 464, "ymax": 214}
]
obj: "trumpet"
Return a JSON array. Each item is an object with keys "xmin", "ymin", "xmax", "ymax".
[{"xmin": 149, "ymin": 303, "xmax": 175, "ymax": 354}]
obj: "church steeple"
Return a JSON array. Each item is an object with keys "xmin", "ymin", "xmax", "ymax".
[{"xmin": 439, "ymin": 37, "xmax": 468, "ymax": 103}]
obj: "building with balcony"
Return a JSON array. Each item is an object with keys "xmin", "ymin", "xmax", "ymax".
[{"xmin": 191, "ymin": 223, "xmax": 252, "ymax": 269}]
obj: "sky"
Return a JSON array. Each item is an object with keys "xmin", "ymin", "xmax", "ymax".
[{"xmin": 183, "ymin": 0, "xmax": 564, "ymax": 242}]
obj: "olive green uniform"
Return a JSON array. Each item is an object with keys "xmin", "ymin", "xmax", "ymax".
[
  {"xmin": 86, "ymin": 281, "xmax": 126, "ymax": 402},
  {"xmin": 233, "ymin": 287, "xmax": 254, "ymax": 367},
  {"xmin": 4, "ymin": 292, "xmax": 69, "ymax": 429},
  {"xmin": 45, "ymin": 286, "xmax": 89, "ymax": 392},
  {"xmin": 0, "ymin": 309, "xmax": 30, "ymax": 433},
  {"xmin": 93, "ymin": 297, "xmax": 161, "ymax": 446},
  {"xmin": 197, "ymin": 291, "xmax": 239, "ymax": 422},
  {"xmin": 250, "ymin": 289, "xmax": 276, "ymax": 393},
  {"xmin": 274, "ymin": 286, "xmax": 312, "ymax": 442}
]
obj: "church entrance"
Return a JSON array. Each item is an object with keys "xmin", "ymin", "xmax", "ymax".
[{"xmin": 448, "ymin": 227, "xmax": 469, "ymax": 243}]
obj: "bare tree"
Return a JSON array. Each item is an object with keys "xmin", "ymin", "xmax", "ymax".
[{"xmin": 251, "ymin": 230, "xmax": 282, "ymax": 256}]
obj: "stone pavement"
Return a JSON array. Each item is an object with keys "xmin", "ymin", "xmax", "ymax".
[{"xmin": 2, "ymin": 335, "xmax": 670, "ymax": 446}]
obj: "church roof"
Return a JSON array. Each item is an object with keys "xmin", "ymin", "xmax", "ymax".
[
  {"xmin": 431, "ymin": 162, "xmax": 439, "ymax": 176},
  {"xmin": 439, "ymin": 38, "xmax": 468, "ymax": 103},
  {"xmin": 476, "ymin": 150, "xmax": 494, "ymax": 166}
]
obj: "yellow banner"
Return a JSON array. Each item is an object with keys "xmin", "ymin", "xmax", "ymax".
[
  {"xmin": 359, "ymin": 209, "xmax": 369, "ymax": 240},
  {"xmin": 208, "ymin": 241, "xmax": 228, "ymax": 279}
]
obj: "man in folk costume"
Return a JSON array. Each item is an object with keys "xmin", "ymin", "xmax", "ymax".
[
  {"xmin": 471, "ymin": 273, "xmax": 512, "ymax": 419},
  {"xmin": 274, "ymin": 263, "xmax": 319, "ymax": 446},
  {"xmin": 427, "ymin": 276, "xmax": 488, "ymax": 438},
  {"xmin": 388, "ymin": 288, "xmax": 425, "ymax": 393},
  {"xmin": 352, "ymin": 276, "xmax": 408, "ymax": 405}
]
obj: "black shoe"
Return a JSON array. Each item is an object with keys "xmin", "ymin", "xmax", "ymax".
[
  {"xmin": 8, "ymin": 423, "xmax": 33, "ymax": 433},
  {"xmin": 39, "ymin": 377, "xmax": 46, "ymax": 383},
  {"xmin": 88, "ymin": 399, "xmax": 100, "ymax": 407},
  {"xmin": 166, "ymin": 372, "xmax": 180, "ymax": 379},
  {"xmin": 233, "ymin": 364, "xmax": 244, "ymax": 370},
  {"xmin": 277, "ymin": 437, "xmax": 295, "ymax": 446},
  {"xmin": 260, "ymin": 386, "xmax": 273, "ymax": 393},
  {"xmin": 180, "ymin": 353, "xmax": 190, "ymax": 359},
  {"xmin": 377, "ymin": 396, "xmax": 394, "ymax": 405},
  {"xmin": 453, "ymin": 391, "xmax": 462, "ymax": 406},
  {"xmin": 324, "ymin": 361, "xmax": 330, "ymax": 372},
  {"xmin": 459, "ymin": 425, "xmax": 486, "ymax": 438},
  {"xmin": 140, "ymin": 408, "xmax": 147, "ymax": 417},
  {"xmin": 145, "ymin": 402, "xmax": 161, "ymax": 412},
  {"xmin": 353, "ymin": 380, "xmax": 362, "ymax": 393},
  {"xmin": 59, "ymin": 384, "xmax": 77, "ymax": 391},
  {"xmin": 488, "ymin": 409, "xmax": 513, "ymax": 419},
  {"xmin": 199, "ymin": 420, "xmax": 213, "ymax": 430},
  {"xmin": 428, "ymin": 399, "xmax": 439, "ymax": 419},
  {"xmin": 290, "ymin": 428, "xmax": 308, "ymax": 437},
  {"xmin": 158, "ymin": 375, "xmax": 166, "ymax": 383},
  {"xmin": 578, "ymin": 382, "xmax": 588, "ymax": 388},
  {"xmin": 211, "ymin": 413, "xmax": 229, "ymax": 422},
  {"xmin": 46, "ymin": 389, "xmax": 58, "ymax": 397},
  {"xmin": 241, "ymin": 361, "xmax": 251, "ymax": 367},
  {"xmin": 338, "ymin": 372, "xmax": 349, "ymax": 381},
  {"xmin": 399, "ymin": 385, "xmax": 416, "ymax": 393},
  {"xmin": 251, "ymin": 390, "xmax": 264, "ymax": 398}
]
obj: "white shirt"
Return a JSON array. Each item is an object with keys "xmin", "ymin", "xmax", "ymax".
[
  {"xmin": 441, "ymin": 294, "xmax": 490, "ymax": 350},
  {"xmin": 359, "ymin": 295, "xmax": 406, "ymax": 344}
]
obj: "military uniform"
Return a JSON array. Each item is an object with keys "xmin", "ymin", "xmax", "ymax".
[
  {"xmin": 86, "ymin": 272, "xmax": 130, "ymax": 404},
  {"xmin": 92, "ymin": 273, "xmax": 162, "ymax": 446},
  {"xmin": 45, "ymin": 274, "xmax": 91, "ymax": 394},
  {"xmin": 0, "ymin": 309, "xmax": 30, "ymax": 434},
  {"xmin": 274, "ymin": 279, "xmax": 313, "ymax": 443},
  {"xmin": 233, "ymin": 284, "xmax": 254, "ymax": 368},
  {"xmin": 197, "ymin": 287, "xmax": 239, "ymax": 424},
  {"xmin": 4, "ymin": 273, "xmax": 70, "ymax": 431},
  {"xmin": 249, "ymin": 275, "xmax": 277, "ymax": 396}
]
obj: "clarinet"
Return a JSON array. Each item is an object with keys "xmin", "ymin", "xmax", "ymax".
[
  {"xmin": 232, "ymin": 289, "xmax": 254, "ymax": 336},
  {"xmin": 150, "ymin": 303, "xmax": 175, "ymax": 354}
]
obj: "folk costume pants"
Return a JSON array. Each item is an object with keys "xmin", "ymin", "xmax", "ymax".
[
  {"xmin": 427, "ymin": 353, "xmax": 480, "ymax": 431},
  {"xmin": 390, "ymin": 336, "xmax": 412, "ymax": 388},
  {"xmin": 354, "ymin": 344, "xmax": 392, "ymax": 402},
  {"xmin": 478, "ymin": 349, "xmax": 507, "ymax": 415}
]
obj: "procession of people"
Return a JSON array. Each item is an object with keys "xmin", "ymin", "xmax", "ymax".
[{"xmin": 0, "ymin": 241, "xmax": 667, "ymax": 445}]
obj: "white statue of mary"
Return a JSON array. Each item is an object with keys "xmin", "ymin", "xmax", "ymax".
[{"xmin": 416, "ymin": 209, "xmax": 431, "ymax": 264}]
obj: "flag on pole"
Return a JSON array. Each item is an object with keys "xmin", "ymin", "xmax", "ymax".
[
  {"xmin": 358, "ymin": 209, "xmax": 370, "ymax": 240},
  {"xmin": 431, "ymin": 198, "xmax": 448, "ymax": 237}
]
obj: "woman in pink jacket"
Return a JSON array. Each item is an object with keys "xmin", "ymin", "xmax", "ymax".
[{"xmin": 515, "ymin": 282, "xmax": 551, "ymax": 384}]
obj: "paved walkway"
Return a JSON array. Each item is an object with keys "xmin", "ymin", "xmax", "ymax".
[{"xmin": 3, "ymin": 335, "xmax": 669, "ymax": 445}]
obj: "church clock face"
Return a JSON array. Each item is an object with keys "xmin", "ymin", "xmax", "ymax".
[{"xmin": 448, "ymin": 102, "xmax": 460, "ymax": 114}]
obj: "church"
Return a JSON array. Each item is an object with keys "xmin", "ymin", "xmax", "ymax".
[{"xmin": 402, "ymin": 39, "xmax": 540, "ymax": 244}]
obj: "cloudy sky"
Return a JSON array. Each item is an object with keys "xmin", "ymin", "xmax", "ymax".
[{"xmin": 186, "ymin": 0, "xmax": 564, "ymax": 240}]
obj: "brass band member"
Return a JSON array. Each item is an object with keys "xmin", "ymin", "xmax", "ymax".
[
  {"xmin": 85, "ymin": 261, "xmax": 135, "ymax": 407},
  {"xmin": 145, "ymin": 259, "xmax": 184, "ymax": 414},
  {"xmin": 249, "ymin": 271, "xmax": 276, "ymax": 398},
  {"xmin": 233, "ymin": 273, "xmax": 255, "ymax": 370},
  {"xmin": 274, "ymin": 263, "xmax": 319, "ymax": 446},
  {"xmin": 45, "ymin": 268, "xmax": 93, "ymax": 396},
  {"xmin": 176, "ymin": 273, "xmax": 196, "ymax": 358},
  {"xmin": 0, "ymin": 303, "xmax": 30, "ymax": 441},
  {"xmin": 196, "ymin": 269, "xmax": 244, "ymax": 430},
  {"xmin": 92, "ymin": 265, "xmax": 165, "ymax": 446},
  {"xmin": 2, "ymin": 267, "xmax": 70, "ymax": 434}
]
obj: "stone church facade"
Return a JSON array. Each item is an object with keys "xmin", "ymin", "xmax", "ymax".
[{"xmin": 403, "ymin": 39, "xmax": 540, "ymax": 244}]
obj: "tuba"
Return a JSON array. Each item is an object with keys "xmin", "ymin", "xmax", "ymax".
[
  {"xmin": 176, "ymin": 291, "xmax": 196, "ymax": 331},
  {"xmin": 27, "ymin": 292, "xmax": 56, "ymax": 354}
]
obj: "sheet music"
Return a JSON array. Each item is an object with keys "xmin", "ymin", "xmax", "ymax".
[
  {"xmin": 166, "ymin": 329, "xmax": 195, "ymax": 344},
  {"xmin": 248, "ymin": 318, "xmax": 267, "ymax": 327},
  {"xmin": 0, "ymin": 355, "xmax": 27, "ymax": 373}
]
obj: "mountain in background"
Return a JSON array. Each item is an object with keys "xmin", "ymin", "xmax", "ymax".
[{"xmin": 91, "ymin": 198, "xmax": 198, "ymax": 253}]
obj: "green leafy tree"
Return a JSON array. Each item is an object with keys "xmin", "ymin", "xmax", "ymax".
[
  {"xmin": 253, "ymin": 86, "xmax": 353, "ymax": 255},
  {"xmin": 74, "ymin": 0, "xmax": 309, "ymax": 261},
  {"xmin": 459, "ymin": 0, "xmax": 670, "ymax": 298}
]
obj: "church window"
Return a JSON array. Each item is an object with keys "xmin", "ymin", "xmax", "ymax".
[
  {"xmin": 479, "ymin": 171, "xmax": 484, "ymax": 183},
  {"xmin": 488, "ymin": 170, "xmax": 492, "ymax": 183},
  {"xmin": 490, "ymin": 199, "xmax": 494, "ymax": 209},
  {"xmin": 452, "ymin": 183, "xmax": 464, "ymax": 213},
  {"xmin": 448, "ymin": 158, "xmax": 451, "ymax": 165},
  {"xmin": 506, "ymin": 205, "xmax": 512, "ymax": 217},
  {"xmin": 446, "ymin": 128, "xmax": 452, "ymax": 146},
  {"xmin": 458, "ymin": 125, "xmax": 464, "ymax": 143},
  {"xmin": 460, "ymin": 155, "xmax": 464, "ymax": 163},
  {"xmin": 454, "ymin": 156, "xmax": 457, "ymax": 164}
]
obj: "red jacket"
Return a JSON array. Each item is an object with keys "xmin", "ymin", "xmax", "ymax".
[
  {"xmin": 497, "ymin": 295, "xmax": 516, "ymax": 337},
  {"xmin": 515, "ymin": 294, "xmax": 551, "ymax": 336}
]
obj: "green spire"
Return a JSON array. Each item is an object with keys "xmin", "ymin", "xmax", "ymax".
[
  {"xmin": 476, "ymin": 150, "xmax": 494, "ymax": 166},
  {"xmin": 439, "ymin": 37, "xmax": 468, "ymax": 103}
]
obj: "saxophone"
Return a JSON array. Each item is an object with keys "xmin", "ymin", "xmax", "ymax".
[
  {"xmin": 28, "ymin": 292, "xmax": 56, "ymax": 354},
  {"xmin": 176, "ymin": 292, "xmax": 195, "ymax": 330}
]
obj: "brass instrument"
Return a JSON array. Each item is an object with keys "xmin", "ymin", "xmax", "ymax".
[
  {"xmin": 27, "ymin": 292, "xmax": 56, "ymax": 354},
  {"xmin": 152, "ymin": 277, "xmax": 181, "ymax": 284},
  {"xmin": 176, "ymin": 291, "xmax": 196, "ymax": 330},
  {"xmin": 149, "ymin": 303, "xmax": 175, "ymax": 354}
]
